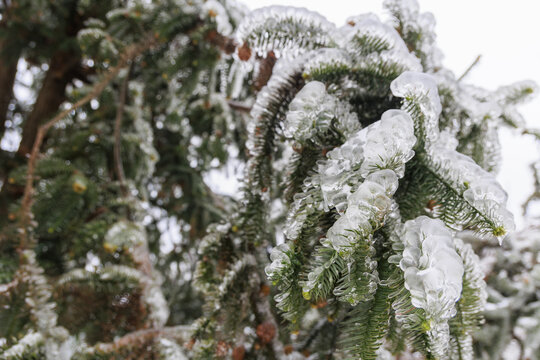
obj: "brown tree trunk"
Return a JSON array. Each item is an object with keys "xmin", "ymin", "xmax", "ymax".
[
  {"xmin": 0, "ymin": 38, "xmax": 19, "ymax": 141},
  {"xmin": 17, "ymin": 50, "xmax": 80, "ymax": 156}
]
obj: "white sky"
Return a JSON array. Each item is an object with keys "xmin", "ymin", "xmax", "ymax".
[{"xmin": 244, "ymin": 0, "xmax": 540, "ymax": 229}]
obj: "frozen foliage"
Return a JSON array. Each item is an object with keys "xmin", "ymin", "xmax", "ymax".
[
  {"xmin": 427, "ymin": 141, "xmax": 515, "ymax": 240},
  {"xmin": 104, "ymin": 221, "xmax": 170, "ymax": 326},
  {"xmin": 283, "ymin": 182, "xmax": 324, "ymax": 240},
  {"xmin": 318, "ymin": 109, "xmax": 416, "ymax": 212},
  {"xmin": 323, "ymin": 176, "xmax": 394, "ymax": 256},
  {"xmin": 104, "ymin": 220, "xmax": 146, "ymax": 252},
  {"xmin": 384, "ymin": 0, "xmax": 443, "ymax": 70},
  {"xmin": 303, "ymin": 48, "xmax": 352, "ymax": 75},
  {"xmin": 399, "ymin": 216, "xmax": 463, "ymax": 356},
  {"xmin": 391, "ymin": 70, "xmax": 515, "ymax": 240},
  {"xmin": 1, "ymin": 331, "xmax": 44, "ymax": 359},
  {"xmin": 202, "ymin": 0, "xmax": 233, "ymax": 36},
  {"xmin": 1, "ymin": 251, "xmax": 69, "ymax": 360},
  {"xmin": 3, "ymin": 0, "xmax": 537, "ymax": 358},
  {"xmin": 284, "ymin": 81, "xmax": 334, "ymax": 141},
  {"xmin": 235, "ymin": 6, "xmax": 335, "ymax": 59},
  {"xmin": 450, "ymin": 238, "xmax": 488, "ymax": 359},
  {"xmin": 391, "ymin": 71, "xmax": 441, "ymax": 143},
  {"xmin": 334, "ymin": 13, "xmax": 422, "ymax": 72},
  {"xmin": 495, "ymin": 80, "xmax": 538, "ymax": 105},
  {"xmin": 158, "ymin": 338, "xmax": 188, "ymax": 360},
  {"xmin": 265, "ymin": 243, "xmax": 294, "ymax": 281},
  {"xmin": 359, "ymin": 110, "xmax": 416, "ymax": 178},
  {"xmin": 246, "ymin": 55, "xmax": 305, "ymax": 158},
  {"xmin": 284, "ymin": 81, "xmax": 360, "ymax": 142}
]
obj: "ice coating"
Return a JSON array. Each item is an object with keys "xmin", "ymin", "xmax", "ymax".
[
  {"xmin": 303, "ymin": 48, "xmax": 353, "ymax": 76},
  {"xmin": 335, "ymin": 13, "xmax": 405, "ymax": 51},
  {"xmin": 337, "ymin": 13, "xmax": 405, "ymax": 55},
  {"xmin": 427, "ymin": 141, "xmax": 515, "ymax": 241},
  {"xmin": 246, "ymin": 55, "xmax": 305, "ymax": 158},
  {"xmin": 284, "ymin": 81, "xmax": 360, "ymax": 142},
  {"xmin": 323, "ymin": 170, "xmax": 397, "ymax": 256},
  {"xmin": 359, "ymin": 110, "xmax": 416, "ymax": 178},
  {"xmin": 390, "ymin": 71, "xmax": 442, "ymax": 143},
  {"xmin": 265, "ymin": 243, "xmax": 294, "ymax": 281},
  {"xmin": 235, "ymin": 6, "xmax": 335, "ymax": 59},
  {"xmin": 454, "ymin": 237, "xmax": 487, "ymax": 308},
  {"xmin": 1, "ymin": 331, "xmax": 44, "ymax": 359},
  {"xmin": 450, "ymin": 238, "xmax": 487, "ymax": 359},
  {"xmin": 104, "ymin": 221, "xmax": 169, "ymax": 327},
  {"xmin": 104, "ymin": 221, "xmax": 146, "ymax": 252},
  {"xmin": 202, "ymin": 0, "xmax": 233, "ymax": 36},
  {"xmin": 217, "ymin": 254, "xmax": 255, "ymax": 297},
  {"xmin": 383, "ymin": 0, "xmax": 443, "ymax": 70},
  {"xmin": 399, "ymin": 216, "xmax": 463, "ymax": 355},
  {"xmin": 495, "ymin": 80, "xmax": 538, "ymax": 105},
  {"xmin": 318, "ymin": 131, "xmax": 365, "ymax": 212},
  {"xmin": 284, "ymin": 186, "xmax": 323, "ymax": 240},
  {"xmin": 365, "ymin": 169, "xmax": 399, "ymax": 196},
  {"xmin": 318, "ymin": 109, "xmax": 415, "ymax": 212},
  {"xmin": 284, "ymin": 81, "xmax": 334, "ymax": 141},
  {"xmin": 333, "ymin": 13, "xmax": 422, "ymax": 72}
]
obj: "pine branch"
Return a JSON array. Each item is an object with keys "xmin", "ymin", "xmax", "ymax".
[
  {"xmin": 458, "ymin": 55, "xmax": 481, "ymax": 82},
  {"xmin": 339, "ymin": 258, "xmax": 393, "ymax": 359},
  {"xmin": 18, "ymin": 34, "xmax": 157, "ymax": 244},
  {"xmin": 91, "ymin": 325, "xmax": 191, "ymax": 353},
  {"xmin": 113, "ymin": 65, "xmax": 131, "ymax": 194}
]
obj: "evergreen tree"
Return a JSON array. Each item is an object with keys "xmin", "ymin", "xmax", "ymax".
[{"xmin": 0, "ymin": 0, "xmax": 538, "ymax": 359}]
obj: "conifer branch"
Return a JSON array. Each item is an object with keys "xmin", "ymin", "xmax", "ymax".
[
  {"xmin": 113, "ymin": 64, "xmax": 132, "ymax": 193},
  {"xmin": 18, "ymin": 35, "xmax": 157, "ymax": 244},
  {"xmin": 458, "ymin": 55, "xmax": 482, "ymax": 82}
]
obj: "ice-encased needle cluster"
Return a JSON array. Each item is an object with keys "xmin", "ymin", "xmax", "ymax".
[
  {"xmin": 383, "ymin": 0, "xmax": 443, "ymax": 70},
  {"xmin": 399, "ymin": 216, "xmax": 463, "ymax": 356},
  {"xmin": 305, "ymin": 109, "xmax": 416, "ymax": 283},
  {"xmin": 333, "ymin": 13, "xmax": 422, "ymax": 72},
  {"xmin": 303, "ymin": 48, "xmax": 352, "ymax": 77},
  {"xmin": 390, "ymin": 70, "xmax": 441, "ymax": 144},
  {"xmin": 235, "ymin": 6, "xmax": 335, "ymax": 59},
  {"xmin": 265, "ymin": 242, "xmax": 294, "ymax": 282},
  {"xmin": 284, "ymin": 109, "xmax": 415, "ymax": 262},
  {"xmin": 284, "ymin": 81, "xmax": 360, "ymax": 142},
  {"xmin": 391, "ymin": 71, "xmax": 515, "ymax": 240},
  {"xmin": 202, "ymin": 0, "xmax": 233, "ymax": 36},
  {"xmin": 246, "ymin": 55, "xmax": 305, "ymax": 159},
  {"xmin": 428, "ymin": 141, "xmax": 515, "ymax": 240},
  {"xmin": 273, "ymin": 110, "xmax": 416, "ymax": 305},
  {"xmin": 103, "ymin": 221, "xmax": 169, "ymax": 327},
  {"xmin": 317, "ymin": 109, "xmax": 416, "ymax": 213},
  {"xmin": 321, "ymin": 170, "xmax": 397, "ymax": 257}
]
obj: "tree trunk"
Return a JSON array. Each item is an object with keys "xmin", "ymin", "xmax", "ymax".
[
  {"xmin": 0, "ymin": 38, "xmax": 19, "ymax": 141},
  {"xmin": 17, "ymin": 50, "xmax": 80, "ymax": 156}
]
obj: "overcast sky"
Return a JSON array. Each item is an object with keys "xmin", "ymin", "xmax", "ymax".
[{"xmin": 246, "ymin": 0, "xmax": 540, "ymax": 229}]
